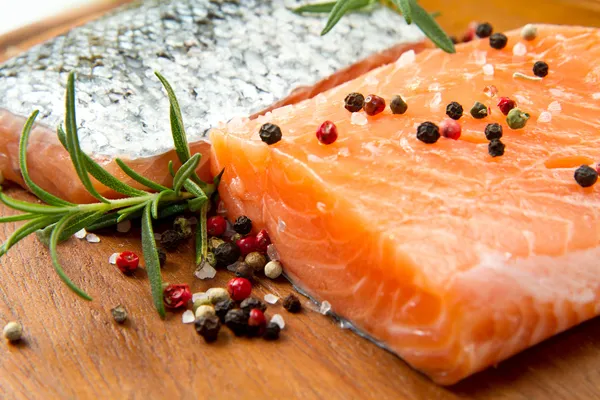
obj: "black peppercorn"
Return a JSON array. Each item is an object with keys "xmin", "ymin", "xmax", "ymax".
[
  {"xmin": 214, "ymin": 298, "xmax": 235, "ymax": 322},
  {"xmin": 533, "ymin": 61, "xmax": 549, "ymax": 78},
  {"xmin": 574, "ymin": 165, "xmax": 598, "ymax": 188},
  {"xmin": 489, "ymin": 33, "xmax": 508, "ymax": 50},
  {"xmin": 240, "ymin": 297, "xmax": 267, "ymax": 317},
  {"xmin": 224, "ymin": 309, "xmax": 248, "ymax": 336},
  {"xmin": 214, "ymin": 242, "xmax": 241, "ymax": 267},
  {"xmin": 488, "ymin": 139, "xmax": 506, "ymax": 157},
  {"xmin": 259, "ymin": 123, "xmax": 282, "ymax": 145},
  {"xmin": 157, "ymin": 248, "xmax": 167, "ymax": 267},
  {"xmin": 233, "ymin": 216, "xmax": 252, "ymax": 235},
  {"xmin": 484, "ymin": 123, "xmax": 503, "ymax": 140},
  {"xmin": 235, "ymin": 262, "xmax": 254, "ymax": 280},
  {"xmin": 476, "ymin": 22, "xmax": 493, "ymax": 38},
  {"xmin": 195, "ymin": 315, "xmax": 221, "ymax": 343},
  {"xmin": 160, "ymin": 229, "xmax": 183, "ymax": 252},
  {"xmin": 263, "ymin": 322, "xmax": 281, "ymax": 340},
  {"xmin": 416, "ymin": 122, "xmax": 440, "ymax": 144},
  {"xmin": 344, "ymin": 92, "xmax": 365, "ymax": 113},
  {"xmin": 390, "ymin": 95, "xmax": 408, "ymax": 115},
  {"xmin": 283, "ymin": 294, "xmax": 302, "ymax": 313},
  {"xmin": 470, "ymin": 102, "xmax": 489, "ymax": 119},
  {"xmin": 445, "ymin": 102, "xmax": 463, "ymax": 120}
]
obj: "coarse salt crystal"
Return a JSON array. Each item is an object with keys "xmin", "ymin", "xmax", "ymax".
[
  {"xmin": 86, "ymin": 233, "xmax": 100, "ymax": 243},
  {"xmin": 429, "ymin": 92, "xmax": 442, "ymax": 109},
  {"xmin": 395, "ymin": 50, "xmax": 415, "ymax": 68},
  {"xmin": 267, "ymin": 244, "xmax": 280, "ymax": 261},
  {"xmin": 271, "ymin": 314, "xmax": 285, "ymax": 329},
  {"xmin": 217, "ymin": 201, "xmax": 228, "ymax": 216},
  {"xmin": 592, "ymin": 93, "xmax": 600, "ymax": 100},
  {"xmin": 316, "ymin": 202, "xmax": 326, "ymax": 213},
  {"xmin": 74, "ymin": 229, "xmax": 87, "ymax": 239},
  {"xmin": 192, "ymin": 292, "xmax": 206, "ymax": 302},
  {"xmin": 116, "ymin": 220, "xmax": 131, "ymax": 233},
  {"xmin": 108, "ymin": 252, "xmax": 119, "ymax": 264},
  {"xmin": 537, "ymin": 111, "xmax": 552, "ymax": 123},
  {"xmin": 264, "ymin": 294, "xmax": 279, "ymax": 304},
  {"xmin": 277, "ymin": 218, "xmax": 286, "ymax": 233},
  {"xmin": 512, "ymin": 42, "xmax": 527, "ymax": 56},
  {"xmin": 319, "ymin": 301, "xmax": 331, "ymax": 315},
  {"xmin": 182, "ymin": 310, "xmax": 195, "ymax": 324},
  {"xmin": 474, "ymin": 51, "xmax": 487, "ymax": 65},
  {"xmin": 548, "ymin": 101, "xmax": 562, "ymax": 112},
  {"xmin": 482, "ymin": 64, "xmax": 494, "ymax": 76},
  {"xmin": 195, "ymin": 262, "xmax": 217, "ymax": 280},
  {"xmin": 483, "ymin": 85, "xmax": 499, "ymax": 98},
  {"xmin": 350, "ymin": 112, "xmax": 368, "ymax": 126},
  {"xmin": 338, "ymin": 147, "xmax": 350, "ymax": 157}
]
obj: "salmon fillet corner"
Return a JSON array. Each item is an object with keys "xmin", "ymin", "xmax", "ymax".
[{"xmin": 210, "ymin": 25, "xmax": 600, "ymax": 384}]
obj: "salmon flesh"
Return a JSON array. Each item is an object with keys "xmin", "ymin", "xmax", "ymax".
[
  {"xmin": 210, "ymin": 25, "xmax": 600, "ymax": 384},
  {"xmin": 0, "ymin": 0, "xmax": 424, "ymax": 202}
]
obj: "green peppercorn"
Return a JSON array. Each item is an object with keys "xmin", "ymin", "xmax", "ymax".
[
  {"xmin": 195, "ymin": 315, "xmax": 221, "ymax": 343},
  {"xmin": 263, "ymin": 322, "xmax": 281, "ymax": 340},
  {"xmin": 3, "ymin": 321, "xmax": 22, "ymax": 342},
  {"xmin": 470, "ymin": 102, "xmax": 489, "ymax": 119},
  {"xmin": 224, "ymin": 309, "xmax": 248, "ymax": 336},
  {"xmin": 111, "ymin": 305, "xmax": 128, "ymax": 324},
  {"xmin": 506, "ymin": 108, "xmax": 530, "ymax": 129},
  {"xmin": 390, "ymin": 95, "xmax": 408, "ymax": 115},
  {"xmin": 205, "ymin": 251, "xmax": 217, "ymax": 268},
  {"xmin": 195, "ymin": 304, "xmax": 216, "ymax": 319},
  {"xmin": 160, "ymin": 229, "xmax": 183, "ymax": 252},
  {"xmin": 230, "ymin": 233, "xmax": 243, "ymax": 243},
  {"xmin": 193, "ymin": 295, "xmax": 212, "ymax": 312},
  {"xmin": 208, "ymin": 236, "xmax": 225, "ymax": 251},
  {"xmin": 214, "ymin": 299, "xmax": 235, "ymax": 322},
  {"xmin": 245, "ymin": 252, "xmax": 266, "ymax": 272},
  {"xmin": 173, "ymin": 216, "xmax": 192, "ymax": 239},
  {"xmin": 207, "ymin": 287, "xmax": 230, "ymax": 304},
  {"xmin": 283, "ymin": 294, "xmax": 302, "ymax": 313}
]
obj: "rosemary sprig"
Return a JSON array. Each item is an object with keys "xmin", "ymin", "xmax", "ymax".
[
  {"xmin": 295, "ymin": 0, "xmax": 455, "ymax": 54},
  {"xmin": 0, "ymin": 71, "xmax": 218, "ymax": 317}
]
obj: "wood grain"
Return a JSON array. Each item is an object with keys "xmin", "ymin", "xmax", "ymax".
[{"xmin": 1, "ymin": 0, "xmax": 600, "ymax": 399}]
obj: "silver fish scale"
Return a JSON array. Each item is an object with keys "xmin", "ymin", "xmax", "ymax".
[{"xmin": 0, "ymin": 0, "xmax": 422, "ymax": 158}]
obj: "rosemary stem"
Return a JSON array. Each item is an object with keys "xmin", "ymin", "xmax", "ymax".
[{"xmin": 73, "ymin": 191, "xmax": 195, "ymax": 214}]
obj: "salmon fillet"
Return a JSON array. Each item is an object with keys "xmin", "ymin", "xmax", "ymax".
[{"xmin": 210, "ymin": 25, "xmax": 600, "ymax": 384}]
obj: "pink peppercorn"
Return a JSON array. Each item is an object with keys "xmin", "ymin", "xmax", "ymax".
[
  {"xmin": 255, "ymin": 229, "xmax": 271, "ymax": 253},
  {"xmin": 439, "ymin": 119, "xmax": 462, "ymax": 140},
  {"xmin": 497, "ymin": 97, "xmax": 516, "ymax": 115},
  {"xmin": 363, "ymin": 95, "xmax": 386, "ymax": 116},
  {"xmin": 207, "ymin": 216, "xmax": 227, "ymax": 236},
  {"xmin": 316, "ymin": 121, "xmax": 338, "ymax": 145},
  {"xmin": 116, "ymin": 251, "xmax": 139, "ymax": 275},
  {"xmin": 236, "ymin": 236, "xmax": 258, "ymax": 256},
  {"xmin": 163, "ymin": 284, "xmax": 192, "ymax": 309},
  {"xmin": 248, "ymin": 308, "xmax": 267, "ymax": 336},
  {"xmin": 228, "ymin": 278, "xmax": 252, "ymax": 302}
]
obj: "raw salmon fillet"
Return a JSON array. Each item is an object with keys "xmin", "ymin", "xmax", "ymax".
[{"xmin": 210, "ymin": 25, "xmax": 600, "ymax": 384}]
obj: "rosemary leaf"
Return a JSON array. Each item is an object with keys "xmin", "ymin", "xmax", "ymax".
[
  {"xmin": 151, "ymin": 190, "xmax": 175, "ymax": 219},
  {"xmin": 117, "ymin": 201, "xmax": 149, "ymax": 222},
  {"xmin": 50, "ymin": 213, "xmax": 92, "ymax": 300},
  {"xmin": 391, "ymin": 0, "xmax": 412, "ymax": 24},
  {"xmin": 36, "ymin": 210, "xmax": 104, "ymax": 247},
  {"xmin": 187, "ymin": 196, "xmax": 207, "ymax": 213},
  {"xmin": 321, "ymin": 0, "xmax": 372, "ymax": 35},
  {"xmin": 183, "ymin": 179, "xmax": 208, "ymax": 208},
  {"xmin": 409, "ymin": 1, "xmax": 455, "ymax": 53},
  {"xmin": 64, "ymin": 72, "xmax": 109, "ymax": 203},
  {"xmin": 2, "ymin": 215, "xmax": 60, "ymax": 255},
  {"xmin": 116, "ymin": 158, "xmax": 170, "ymax": 192},
  {"xmin": 141, "ymin": 204, "xmax": 165, "ymax": 317},
  {"xmin": 20, "ymin": 112, "xmax": 73, "ymax": 206},
  {"xmin": 0, "ymin": 213, "xmax": 38, "ymax": 223},
  {"xmin": 195, "ymin": 202, "xmax": 208, "ymax": 265},
  {"xmin": 0, "ymin": 192, "xmax": 70, "ymax": 215},
  {"xmin": 173, "ymin": 153, "xmax": 201, "ymax": 196},
  {"xmin": 86, "ymin": 203, "xmax": 189, "ymax": 232},
  {"xmin": 168, "ymin": 160, "xmax": 176, "ymax": 177},
  {"xmin": 213, "ymin": 168, "xmax": 225, "ymax": 188},
  {"xmin": 57, "ymin": 127, "xmax": 147, "ymax": 197},
  {"xmin": 293, "ymin": 1, "xmax": 337, "ymax": 13}
]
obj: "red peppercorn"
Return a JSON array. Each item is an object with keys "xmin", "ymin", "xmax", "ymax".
[
  {"xmin": 255, "ymin": 229, "xmax": 271, "ymax": 253},
  {"xmin": 461, "ymin": 21, "xmax": 477, "ymax": 42},
  {"xmin": 163, "ymin": 284, "xmax": 192, "ymax": 309},
  {"xmin": 227, "ymin": 277, "xmax": 252, "ymax": 302},
  {"xmin": 207, "ymin": 216, "xmax": 227, "ymax": 236},
  {"xmin": 247, "ymin": 308, "xmax": 267, "ymax": 336},
  {"xmin": 497, "ymin": 97, "xmax": 516, "ymax": 116},
  {"xmin": 316, "ymin": 121, "xmax": 338, "ymax": 145},
  {"xmin": 439, "ymin": 119, "xmax": 462, "ymax": 140},
  {"xmin": 116, "ymin": 251, "xmax": 139, "ymax": 275},
  {"xmin": 236, "ymin": 236, "xmax": 258, "ymax": 256},
  {"xmin": 363, "ymin": 95, "xmax": 386, "ymax": 116}
]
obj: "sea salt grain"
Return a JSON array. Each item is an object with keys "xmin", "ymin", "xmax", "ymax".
[
  {"xmin": 277, "ymin": 218, "xmax": 286, "ymax": 233},
  {"xmin": 350, "ymin": 112, "xmax": 368, "ymax": 126},
  {"xmin": 537, "ymin": 111, "xmax": 552, "ymax": 123},
  {"xmin": 271, "ymin": 314, "xmax": 285, "ymax": 329},
  {"xmin": 74, "ymin": 229, "xmax": 87, "ymax": 239},
  {"xmin": 195, "ymin": 262, "xmax": 217, "ymax": 280},
  {"xmin": 264, "ymin": 294, "xmax": 279, "ymax": 304},
  {"xmin": 548, "ymin": 101, "xmax": 562, "ymax": 112},
  {"xmin": 319, "ymin": 301, "xmax": 332, "ymax": 315},
  {"xmin": 482, "ymin": 64, "xmax": 494, "ymax": 76},
  {"xmin": 86, "ymin": 233, "xmax": 100, "ymax": 243},
  {"xmin": 429, "ymin": 92, "xmax": 442, "ymax": 109},
  {"xmin": 182, "ymin": 310, "xmax": 195, "ymax": 324},
  {"xmin": 512, "ymin": 42, "xmax": 527, "ymax": 56},
  {"xmin": 483, "ymin": 85, "xmax": 499, "ymax": 98},
  {"xmin": 474, "ymin": 51, "xmax": 487, "ymax": 65},
  {"xmin": 116, "ymin": 220, "xmax": 131, "ymax": 233},
  {"xmin": 109, "ymin": 253, "xmax": 119, "ymax": 264},
  {"xmin": 267, "ymin": 244, "xmax": 280, "ymax": 261}
]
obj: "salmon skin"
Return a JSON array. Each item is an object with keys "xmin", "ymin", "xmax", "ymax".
[
  {"xmin": 210, "ymin": 25, "xmax": 600, "ymax": 384},
  {"xmin": 0, "ymin": 0, "xmax": 425, "ymax": 202}
]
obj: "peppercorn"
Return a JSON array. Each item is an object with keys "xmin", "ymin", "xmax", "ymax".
[
  {"xmin": 236, "ymin": 236, "xmax": 258, "ymax": 256},
  {"xmin": 157, "ymin": 248, "xmax": 167, "ymax": 267},
  {"xmin": 484, "ymin": 123, "xmax": 503, "ymax": 140},
  {"xmin": 255, "ymin": 229, "xmax": 271, "ymax": 253},
  {"xmin": 506, "ymin": 108, "xmax": 530, "ymax": 129},
  {"xmin": 475, "ymin": 22, "xmax": 493, "ymax": 38},
  {"xmin": 283, "ymin": 294, "xmax": 302, "ymax": 313},
  {"xmin": 363, "ymin": 94, "xmax": 386, "ymax": 116},
  {"xmin": 193, "ymin": 295, "xmax": 212, "ymax": 312},
  {"xmin": 195, "ymin": 304, "xmax": 216, "ymax": 319},
  {"xmin": 344, "ymin": 92, "xmax": 365, "ymax": 113},
  {"xmin": 115, "ymin": 251, "xmax": 139, "ymax": 275},
  {"xmin": 521, "ymin": 24, "xmax": 538, "ymax": 41},
  {"xmin": 214, "ymin": 242, "xmax": 241, "ymax": 267},
  {"xmin": 206, "ymin": 216, "xmax": 227, "ymax": 237},
  {"xmin": 224, "ymin": 309, "xmax": 248, "ymax": 336},
  {"xmin": 316, "ymin": 121, "xmax": 338, "ymax": 145},
  {"xmin": 259, "ymin": 123, "xmax": 282, "ymax": 145},
  {"xmin": 111, "ymin": 305, "xmax": 128, "ymax": 324},
  {"xmin": 470, "ymin": 102, "xmax": 489, "ymax": 119},
  {"xmin": 416, "ymin": 122, "xmax": 440, "ymax": 144},
  {"xmin": 439, "ymin": 119, "xmax": 461, "ymax": 140},
  {"xmin": 533, "ymin": 61, "xmax": 549, "ymax": 78},
  {"xmin": 263, "ymin": 322, "xmax": 281, "ymax": 340},
  {"xmin": 233, "ymin": 216, "xmax": 252, "ymax": 235},
  {"xmin": 208, "ymin": 236, "xmax": 225, "ymax": 251},
  {"xmin": 230, "ymin": 233, "xmax": 243, "ymax": 243},
  {"xmin": 497, "ymin": 97, "xmax": 516, "ymax": 116},
  {"xmin": 227, "ymin": 277, "xmax": 252, "ymax": 301},
  {"xmin": 206, "ymin": 287, "xmax": 230, "ymax": 304},
  {"xmin": 240, "ymin": 297, "xmax": 267, "ymax": 317},
  {"xmin": 489, "ymin": 33, "xmax": 508, "ymax": 50},
  {"xmin": 163, "ymin": 283, "xmax": 192, "ymax": 309},
  {"xmin": 488, "ymin": 139, "xmax": 506, "ymax": 157},
  {"xmin": 264, "ymin": 260, "xmax": 283, "ymax": 279},
  {"xmin": 160, "ymin": 229, "xmax": 183, "ymax": 252},
  {"xmin": 205, "ymin": 251, "xmax": 217, "ymax": 268},
  {"xmin": 195, "ymin": 315, "xmax": 221, "ymax": 343},
  {"xmin": 3, "ymin": 321, "xmax": 22, "ymax": 342},
  {"xmin": 214, "ymin": 299, "xmax": 235, "ymax": 322},
  {"xmin": 390, "ymin": 95, "xmax": 408, "ymax": 115},
  {"xmin": 445, "ymin": 102, "xmax": 463, "ymax": 120},
  {"xmin": 450, "ymin": 36, "xmax": 459, "ymax": 44},
  {"xmin": 235, "ymin": 262, "xmax": 254, "ymax": 280},
  {"xmin": 247, "ymin": 308, "xmax": 267, "ymax": 337},
  {"xmin": 245, "ymin": 252, "xmax": 267, "ymax": 272},
  {"xmin": 173, "ymin": 216, "xmax": 192, "ymax": 239},
  {"xmin": 574, "ymin": 165, "xmax": 598, "ymax": 188}
]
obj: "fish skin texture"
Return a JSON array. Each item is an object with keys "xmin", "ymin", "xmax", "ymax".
[
  {"xmin": 0, "ymin": 0, "xmax": 425, "ymax": 201},
  {"xmin": 209, "ymin": 25, "xmax": 600, "ymax": 385}
]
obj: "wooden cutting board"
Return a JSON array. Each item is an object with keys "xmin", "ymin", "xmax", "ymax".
[{"xmin": 1, "ymin": 1, "xmax": 600, "ymax": 398}]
